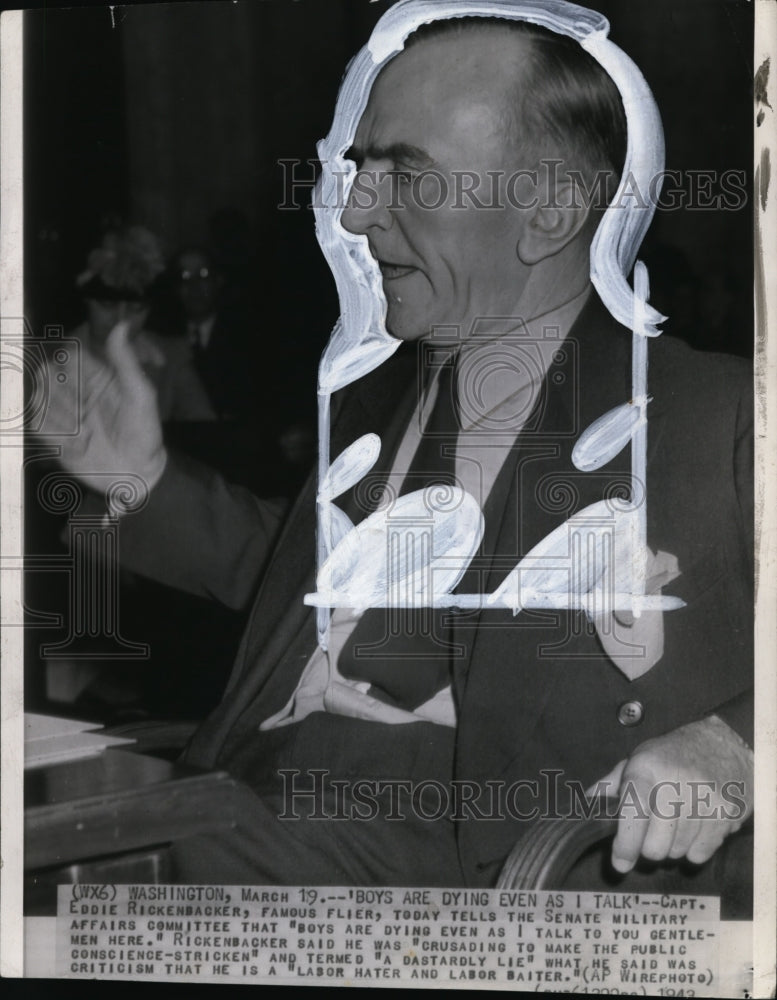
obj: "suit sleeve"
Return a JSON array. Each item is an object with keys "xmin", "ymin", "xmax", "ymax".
[
  {"xmin": 114, "ymin": 450, "xmax": 288, "ymax": 610},
  {"xmin": 707, "ymin": 369, "xmax": 754, "ymax": 747}
]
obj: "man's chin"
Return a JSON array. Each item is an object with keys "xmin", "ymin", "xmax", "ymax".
[
  {"xmin": 384, "ymin": 308, "xmax": 427, "ymax": 343},
  {"xmin": 387, "ymin": 318, "xmax": 468, "ymax": 348},
  {"xmin": 387, "ymin": 326, "xmax": 427, "ymax": 343},
  {"xmin": 385, "ymin": 297, "xmax": 471, "ymax": 345}
]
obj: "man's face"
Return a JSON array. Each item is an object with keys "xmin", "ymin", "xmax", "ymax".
[
  {"xmin": 176, "ymin": 250, "xmax": 220, "ymax": 321},
  {"xmin": 341, "ymin": 31, "xmax": 535, "ymax": 342}
]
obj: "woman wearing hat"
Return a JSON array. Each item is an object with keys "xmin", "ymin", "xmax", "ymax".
[{"xmin": 74, "ymin": 225, "xmax": 215, "ymax": 422}]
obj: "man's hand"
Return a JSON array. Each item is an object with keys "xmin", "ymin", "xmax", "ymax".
[
  {"xmin": 590, "ymin": 715, "xmax": 753, "ymax": 873},
  {"xmin": 38, "ymin": 321, "xmax": 167, "ymax": 503}
]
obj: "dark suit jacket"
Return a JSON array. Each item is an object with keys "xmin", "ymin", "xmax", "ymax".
[
  {"xmin": 117, "ymin": 294, "xmax": 753, "ymax": 884},
  {"xmin": 185, "ymin": 310, "xmax": 256, "ymax": 422}
]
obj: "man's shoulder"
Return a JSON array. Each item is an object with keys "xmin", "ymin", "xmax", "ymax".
[
  {"xmin": 648, "ymin": 333, "xmax": 752, "ymax": 412},
  {"xmin": 649, "ymin": 334, "xmax": 753, "ymax": 380},
  {"xmin": 651, "ymin": 332, "xmax": 751, "ymax": 375}
]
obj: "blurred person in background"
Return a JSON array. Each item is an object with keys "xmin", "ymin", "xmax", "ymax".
[
  {"xmin": 165, "ymin": 245, "xmax": 255, "ymax": 423},
  {"xmin": 73, "ymin": 226, "xmax": 216, "ymax": 422}
]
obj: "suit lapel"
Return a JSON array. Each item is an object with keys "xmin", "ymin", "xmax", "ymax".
[{"xmin": 332, "ymin": 343, "xmax": 421, "ymax": 523}]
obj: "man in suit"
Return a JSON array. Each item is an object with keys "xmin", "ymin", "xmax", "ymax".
[
  {"xmin": 167, "ymin": 246, "xmax": 255, "ymax": 423},
  {"xmin": 43, "ymin": 4, "xmax": 752, "ymax": 896}
]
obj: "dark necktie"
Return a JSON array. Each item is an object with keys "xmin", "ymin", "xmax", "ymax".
[{"xmin": 337, "ymin": 356, "xmax": 460, "ymax": 710}]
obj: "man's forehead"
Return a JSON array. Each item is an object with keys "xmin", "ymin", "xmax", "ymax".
[
  {"xmin": 353, "ymin": 26, "xmax": 531, "ymax": 155},
  {"xmin": 374, "ymin": 25, "xmax": 528, "ymax": 97},
  {"xmin": 179, "ymin": 250, "xmax": 209, "ymax": 269}
]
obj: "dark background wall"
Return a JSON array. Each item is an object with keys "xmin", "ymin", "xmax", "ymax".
[{"xmin": 25, "ymin": 0, "xmax": 754, "ymax": 355}]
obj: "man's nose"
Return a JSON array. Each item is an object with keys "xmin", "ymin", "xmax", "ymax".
[{"xmin": 341, "ymin": 166, "xmax": 394, "ymax": 235}]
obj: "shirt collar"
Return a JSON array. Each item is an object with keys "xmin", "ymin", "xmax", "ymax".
[{"xmin": 189, "ymin": 313, "xmax": 216, "ymax": 348}]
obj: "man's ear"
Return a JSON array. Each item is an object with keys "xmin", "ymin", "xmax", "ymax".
[{"xmin": 516, "ymin": 181, "xmax": 591, "ymax": 265}]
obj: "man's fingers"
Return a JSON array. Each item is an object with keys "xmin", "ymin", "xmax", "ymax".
[
  {"xmin": 82, "ymin": 361, "xmax": 115, "ymax": 410},
  {"xmin": 610, "ymin": 775, "xmax": 652, "ymax": 873},
  {"xmin": 639, "ymin": 815, "xmax": 677, "ymax": 863},
  {"xmin": 586, "ymin": 758, "xmax": 626, "ymax": 799},
  {"xmin": 685, "ymin": 823, "xmax": 728, "ymax": 865},
  {"xmin": 667, "ymin": 817, "xmax": 701, "ymax": 860},
  {"xmin": 590, "ymin": 759, "xmax": 652, "ymax": 874},
  {"xmin": 611, "ymin": 819, "xmax": 647, "ymax": 873},
  {"xmin": 36, "ymin": 385, "xmax": 76, "ymax": 438},
  {"xmin": 104, "ymin": 320, "xmax": 151, "ymax": 396},
  {"xmin": 32, "ymin": 346, "xmax": 84, "ymax": 438}
]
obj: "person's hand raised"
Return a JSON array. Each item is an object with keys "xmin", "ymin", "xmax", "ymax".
[{"xmin": 38, "ymin": 320, "xmax": 167, "ymax": 501}]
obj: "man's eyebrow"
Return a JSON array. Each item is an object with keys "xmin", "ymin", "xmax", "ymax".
[{"xmin": 345, "ymin": 141, "xmax": 436, "ymax": 169}]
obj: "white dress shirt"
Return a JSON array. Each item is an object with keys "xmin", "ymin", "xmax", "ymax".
[{"xmin": 188, "ymin": 313, "xmax": 216, "ymax": 351}]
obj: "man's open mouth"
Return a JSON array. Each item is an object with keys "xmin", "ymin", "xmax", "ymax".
[{"xmin": 378, "ymin": 261, "xmax": 417, "ymax": 280}]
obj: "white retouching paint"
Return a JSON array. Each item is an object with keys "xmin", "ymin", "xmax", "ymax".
[
  {"xmin": 316, "ymin": 487, "xmax": 485, "ymax": 611},
  {"xmin": 571, "ymin": 400, "xmax": 644, "ymax": 473},
  {"xmin": 309, "ymin": 0, "xmax": 677, "ymax": 652},
  {"xmin": 630, "ymin": 260, "xmax": 651, "ymax": 612},
  {"xmin": 318, "ymin": 432, "xmax": 381, "ymax": 502},
  {"xmin": 482, "ymin": 497, "xmax": 681, "ymax": 618}
]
